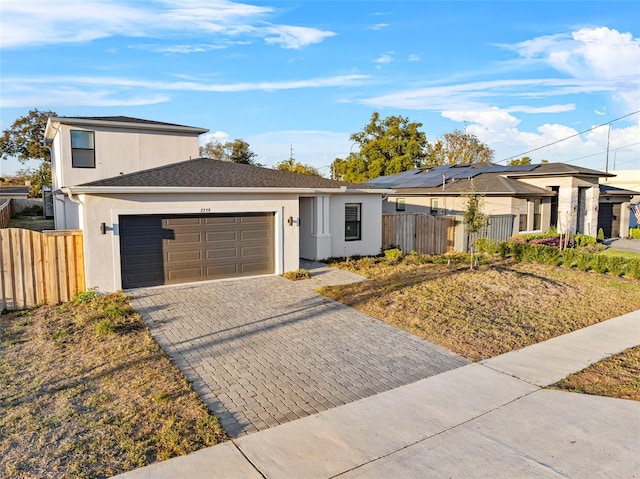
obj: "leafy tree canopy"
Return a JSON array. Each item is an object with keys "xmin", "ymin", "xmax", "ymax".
[
  {"xmin": 274, "ymin": 158, "xmax": 321, "ymax": 177},
  {"xmin": 0, "ymin": 109, "xmax": 55, "ymax": 163},
  {"xmin": 0, "ymin": 109, "xmax": 56, "ymax": 196},
  {"xmin": 426, "ymin": 129, "xmax": 494, "ymax": 166},
  {"xmin": 330, "ymin": 112, "xmax": 428, "ymax": 183},
  {"xmin": 507, "ymin": 156, "xmax": 532, "ymax": 165},
  {"xmin": 200, "ymin": 138, "xmax": 262, "ymax": 166}
]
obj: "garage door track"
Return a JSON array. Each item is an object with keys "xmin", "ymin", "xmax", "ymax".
[{"xmin": 130, "ymin": 261, "xmax": 467, "ymax": 437}]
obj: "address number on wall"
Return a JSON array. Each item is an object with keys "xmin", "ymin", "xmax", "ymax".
[{"xmin": 200, "ymin": 208, "xmax": 211, "ymax": 213}]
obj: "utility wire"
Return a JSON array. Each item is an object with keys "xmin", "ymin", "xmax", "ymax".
[
  {"xmin": 496, "ymin": 109, "xmax": 640, "ymax": 164},
  {"xmin": 560, "ymin": 142, "xmax": 640, "ymax": 164}
]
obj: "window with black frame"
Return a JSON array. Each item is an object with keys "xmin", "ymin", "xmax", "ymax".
[
  {"xmin": 345, "ymin": 203, "xmax": 361, "ymax": 241},
  {"xmin": 71, "ymin": 130, "xmax": 95, "ymax": 168}
]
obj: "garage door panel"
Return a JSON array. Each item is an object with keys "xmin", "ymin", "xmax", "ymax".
[
  {"xmin": 120, "ymin": 212, "xmax": 274, "ymax": 288},
  {"xmin": 207, "ymin": 231, "xmax": 239, "ymax": 242},
  {"xmin": 166, "ymin": 250, "xmax": 203, "ymax": 263}
]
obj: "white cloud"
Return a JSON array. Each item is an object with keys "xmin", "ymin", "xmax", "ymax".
[
  {"xmin": 408, "ymin": 54, "xmax": 420, "ymax": 62},
  {"xmin": 367, "ymin": 23, "xmax": 389, "ymax": 31},
  {"xmin": 374, "ymin": 52, "xmax": 394, "ymax": 65},
  {"xmin": 263, "ymin": 25, "xmax": 336, "ymax": 49},
  {"xmin": 0, "ymin": 74, "xmax": 370, "ymax": 107},
  {"xmin": 200, "ymin": 131, "xmax": 230, "ymax": 145},
  {"xmin": 134, "ymin": 43, "xmax": 229, "ymax": 54},
  {"xmin": 0, "ymin": 0, "xmax": 335, "ymax": 50}
]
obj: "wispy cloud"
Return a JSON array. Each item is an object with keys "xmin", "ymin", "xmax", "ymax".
[
  {"xmin": 408, "ymin": 54, "xmax": 420, "ymax": 62},
  {"xmin": 367, "ymin": 23, "xmax": 389, "ymax": 31},
  {"xmin": 133, "ymin": 43, "xmax": 229, "ymax": 54},
  {"xmin": 0, "ymin": 74, "xmax": 370, "ymax": 107},
  {"xmin": 0, "ymin": 0, "xmax": 335, "ymax": 50},
  {"xmin": 374, "ymin": 52, "xmax": 394, "ymax": 66}
]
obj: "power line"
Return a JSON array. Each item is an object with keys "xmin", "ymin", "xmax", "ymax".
[
  {"xmin": 497, "ymin": 109, "xmax": 640, "ymax": 164},
  {"xmin": 560, "ymin": 142, "xmax": 640, "ymax": 165}
]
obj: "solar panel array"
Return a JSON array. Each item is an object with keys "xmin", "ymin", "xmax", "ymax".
[{"xmin": 364, "ymin": 164, "xmax": 537, "ymax": 188}]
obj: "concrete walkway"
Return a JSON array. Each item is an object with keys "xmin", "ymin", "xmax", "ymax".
[
  {"xmin": 115, "ymin": 309, "xmax": 640, "ymax": 479},
  {"xmin": 129, "ymin": 261, "xmax": 466, "ymax": 437}
]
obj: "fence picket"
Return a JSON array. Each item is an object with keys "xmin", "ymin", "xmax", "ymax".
[
  {"xmin": 382, "ymin": 214, "xmax": 454, "ymax": 255},
  {"xmin": 0, "ymin": 229, "xmax": 85, "ymax": 311}
]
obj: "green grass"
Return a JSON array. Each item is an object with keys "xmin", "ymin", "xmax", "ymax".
[{"xmin": 599, "ymin": 248, "xmax": 640, "ymax": 260}]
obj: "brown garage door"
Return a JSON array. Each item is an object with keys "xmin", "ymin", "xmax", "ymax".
[{"xmin": 120, "ymin": 213, "xmax": 275, "ymax": 288}]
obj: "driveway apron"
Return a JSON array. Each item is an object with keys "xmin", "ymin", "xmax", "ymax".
[{"xmin": 130, "ymin": 261, "xmax": 467, "ymax": 437}]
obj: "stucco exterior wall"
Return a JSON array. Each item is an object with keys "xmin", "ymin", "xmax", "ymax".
[
  {"xmin": 52, "ymin": 124, "xmax": 201, "ymax": 188},
  {"xmin": 329, "ymin": 194, "xmax": 382, "ymax": 258},
  {"xmin": 80, "ymin": 193, "xmax": 301, "ymax": 292}
]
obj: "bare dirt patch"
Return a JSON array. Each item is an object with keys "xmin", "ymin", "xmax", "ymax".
[
  {"xmin": 0, "ymin": 292, "xmax": 226, "ymax": 478},
  {"xmin": 320, "ymin": 255, "xmax": 640, "ymax": 361},
  {"xmin": 551, "ymin": 346, "xmax": 640, "ymax": 401}
]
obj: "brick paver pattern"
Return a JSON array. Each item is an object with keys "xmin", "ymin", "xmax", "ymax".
[{"xmin": 130, "ymin": 261, "xmax": 468, "ymax": 437}]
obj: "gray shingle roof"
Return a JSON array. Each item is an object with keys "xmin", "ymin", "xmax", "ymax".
[
  {"xmin": 599, "ymin": 184, "xmax": 638, "ymax": 196},
  {"xmin": 392, "ymin": 172, "xmax": 555, "ymax": 197},
  {"xmin": 79, "ymin": 158, "xmax": 371, "ymax": 189},
  {"xmin": 49, "ymin": 116, "xmax": 208, "ymax": 134},
  {"xmin": 0, "ymin": 186, "xmax": 30, "ymax": 194}
]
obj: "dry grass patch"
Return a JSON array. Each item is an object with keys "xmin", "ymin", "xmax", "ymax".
[
  {"xmin": 551, "ymin": 346, "xmax": 640, "ymax": 401},
  {"xmin": 0, "ymin": 292, "xmax": 226, "ymax": 479},
  {"xmin": 321, "ymin": 255, "xmax": 640, "ymax": 361}
]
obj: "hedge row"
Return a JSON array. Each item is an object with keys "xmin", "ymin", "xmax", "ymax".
[{"xmin": 476, "ymin": 238, "xmax": 640, "ymax": 279}]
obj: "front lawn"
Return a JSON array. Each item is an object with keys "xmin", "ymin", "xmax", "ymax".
[
  {"xmin": 599, "ymin": 248, "xmax": 640, "ymax": 260},
  {"xmin": 320, "ymin": 254, "xmax": 640, "ymax": 361},
  {"xmin": 0, "ymin": 292, "xmax": 226, "ymax": 479},
  {"xmin": 551, "ymin": 345, "xmax": 640, "ymax": 401}
]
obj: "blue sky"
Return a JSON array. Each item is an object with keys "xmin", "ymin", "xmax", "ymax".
[{"xmin": 1, "ymin": 0, "xmax": 639, "ymax": 177}]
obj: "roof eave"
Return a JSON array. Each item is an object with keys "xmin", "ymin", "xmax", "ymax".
[
  {"xmin": 47, "ymin": 117, "xmax": 208, "ymax": 135},
  {"xmin": 62, "ymin": 186, "xmax": 390, "ymax": 195}
]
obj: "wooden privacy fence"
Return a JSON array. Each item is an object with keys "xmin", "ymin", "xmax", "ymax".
[
  {"xmin": 0, "ymin": 200, "xmax": 11, "ymax": 229},
  {"xmin": 382, "ymin": 214, "xmax": 455, "ymax": 254},
  {"xmin": 0, "ymin": 229, "xmax": 85, "ymax": 311}
]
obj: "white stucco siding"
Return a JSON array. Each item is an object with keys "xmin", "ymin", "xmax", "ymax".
[
  {"xmin": 329, "ymin": 194, "xmax": 382, "ymax": 258},
  {"xmin": 53, "ymin": 125, "xmax": 201, "ymax": 187},
  {"xmin": 53, "ymin": 195, "xmax": 81, "ymax": 230},
  {"xmin": 80, "ymin": 193, "xmax": 300, "ymax": 292}
]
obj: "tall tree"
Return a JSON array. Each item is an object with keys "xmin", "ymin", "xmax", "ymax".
[
  {"xmin": 426, "ymin": 129, "xmax": 494, "ymax": 166},
  {"xmin": 273, "ymin": 158, "xmax": 321, "ymax": 176},
  {"xmin": 507, "ymin": 156, "xmax": 532, "ymax": 165},
  {"xmin": 330, "ymin": 112, "xmax": 428, "ymax": 182},
  {"xmin": 0, "ymin": 109, "xmax": 56, "ymax": 196},
  {"xmin": 200, "ymin": 138, "xmax": 262, "ymax": 166}
]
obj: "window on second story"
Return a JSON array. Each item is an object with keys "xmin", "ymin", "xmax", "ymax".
[{"xmin": 71, "ymin": 130, "xmax": 95, "ymax": 168}]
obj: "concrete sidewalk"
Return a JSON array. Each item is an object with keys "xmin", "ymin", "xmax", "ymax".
[{"xmin": 114, "ymin": 310, "xmax": 640, "ymax": 479}]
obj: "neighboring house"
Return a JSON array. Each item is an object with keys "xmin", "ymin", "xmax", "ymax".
[
  {"xmin": 365, "ymin": 162, "xmax": 632, "ymax": 251},
  {"xmin": 44, "ymin": 116, "xmax": 385, "ymax": 292},
  {"xmin": 600, "ymin": 168, "xmax": 640, "ymax": 228},
  {"xmin": 0, "ymin": 186, "xmax": 30, "ymax": 200}
]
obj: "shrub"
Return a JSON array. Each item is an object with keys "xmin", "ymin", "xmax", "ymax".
[
  {"xmin": 574, "ymin": 234, "xmax": 596, "ymax": 247},
  {"xmin": 576, "ymin": 252, "xmax": 592, "ymax": 271},
  {"xmin": 282, "ymin": 269, "xmax": 311, "ymax": 281},
  {"xmin": 530, "ymin": 236, "xmax": 562, "ymax": 248},
  {"xmin": 475, "ymin": 238, "xmax": 490, "ymax": 254},
  {"xmin": 607, "ymin": 256, "xmax": 625, "ymax": 277},
  {"xmin": 405, "ymin": 251, "xmax": 429, "ymax": 265},
  {"xmin": 511, "ymin": 242, "xmax": 524, "ymax": 261},
  {"xmin": 497, "ymin": 241, "xmax": 510, "ymax": 259},
  {"xmin": 383, "ymin": 248, "xmax": 403, "ymax": 263},
  {"xmin": 626, "ymin": 259, "xmax": 640, "ymax": 280},
  {"xmin": 561, "ymin": 249, "xmax": 577, "ymax": 268},
  {"xmin": 629, "ymin": 228, "xmax": 640, "ymax": 239},
  {"xmin": 591, "ymin": 255, "xmax": 608, "ymax": 274},
  {"xmin": 597, "ymin": 228, "xmax": 605, "ymax": 242},
  {"xmin": 74, "ymin": 288, "xmax": 98, "ymax": 304}
]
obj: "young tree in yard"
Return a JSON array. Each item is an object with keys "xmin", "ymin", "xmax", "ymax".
[
  {"xmin": 426, "ymin": 129, "xmax": 494, "ymax": 166},
  {"xmin": 274, "ymin": 158, "xmax": 321, "ymax": 176},
  {"xmin": 0, "ymin": 109, "xmax": 56, "ymax": 196},
  {"xmin": 330, "ymin": 112, "xmax": 428, "ymax": 182},
  {"xmin": 200, "ymin": 138, "xmax": 262, "ymax": 166},
  {"xmin": 463, "ymin": 185, "xmax": 488, "ymax": 270}
]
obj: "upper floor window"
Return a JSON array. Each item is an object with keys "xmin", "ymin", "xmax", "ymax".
[
  {"xmin": 396, "ymin": 198, "xmax": 406, "ymax": 211},
  {"xmin": 345, "ymin": 203, "xmax": 362, "ymax": 241},
  {"xmin": 71, "ymin": 130, "xmax": 95, "ymax": 168}
]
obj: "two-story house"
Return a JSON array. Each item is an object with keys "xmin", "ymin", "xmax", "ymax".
[{"xmin": 44, "ymin": 116, "xmax": 386, "ymax": 292}]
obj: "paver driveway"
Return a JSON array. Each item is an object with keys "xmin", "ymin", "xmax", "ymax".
[{"xmin": 130, "ymin": 261, "xmax": 467, "ymax": 437}]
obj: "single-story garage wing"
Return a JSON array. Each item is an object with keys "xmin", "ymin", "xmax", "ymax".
[{"xmin": 61, "ymin": 158, "xmax": 387, "ymax": 292}]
